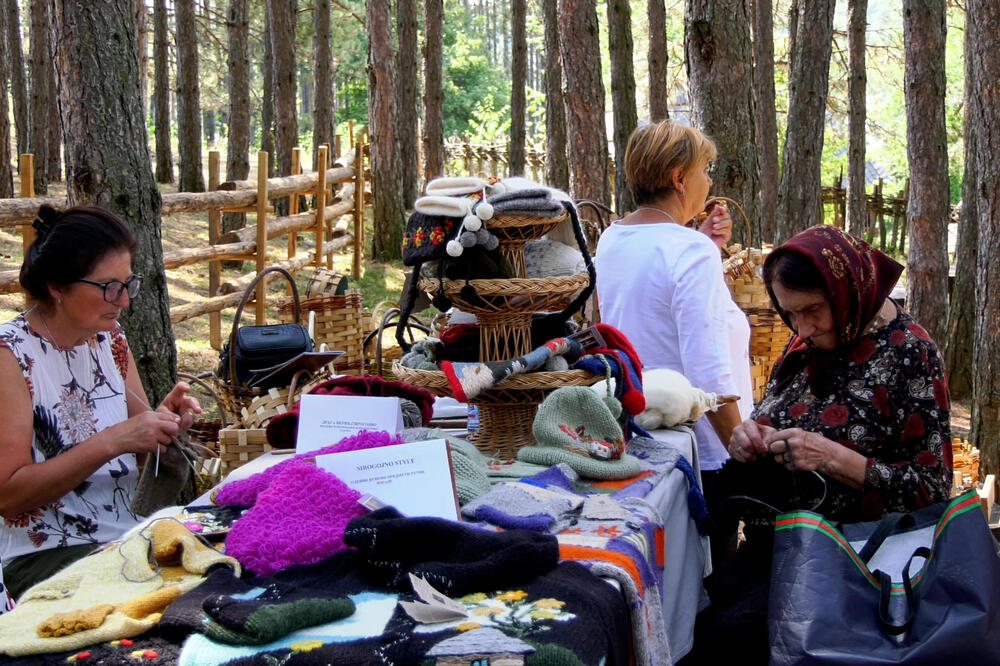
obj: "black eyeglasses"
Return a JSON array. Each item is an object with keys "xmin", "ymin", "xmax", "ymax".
[{"xmin": 75, "ymin": 274, "xmax": 143, "ymax": 303}]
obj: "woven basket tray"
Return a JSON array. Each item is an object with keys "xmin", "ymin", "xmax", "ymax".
[
  {"xmin": 393, "ymin": 362, "xmax": 600, "ymax": 459},
  {"xmin": 218, "ymin": 426, "xmax": 271, "ymax": 475},
  {"xmin": 490, "ymin": 211, "xmax": 568, "ymax": 277},
  {"xmin": 417, "ymin": 274, "xmax": 589, "ymax": 314},
  {"xmin": 278, "ymin": 291, "xmax": 366, "ymax": 376}
]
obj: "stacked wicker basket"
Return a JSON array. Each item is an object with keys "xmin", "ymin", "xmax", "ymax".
[
  {"xmin": 723, "ymin": 245, "xmax": 792, "ymax": 403},
  {"xmin": 394, "ymin": 209, "xmax": 599, "ymax": 458}
]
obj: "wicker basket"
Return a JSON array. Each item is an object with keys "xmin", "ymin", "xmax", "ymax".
[
  {"xmin": 305, "ymin": 268, "xmax": 350, "ymax": 297},
  {"xmin": 277, "ymin": 291, "xmax": 366, "ymax": 376},
  {"xmin": 217, "ymin": 426, "xmax": 271, "ymax": 476},
  {"xmin": 362, "ymin": 302, "xmax": 430, "ymax": 378},
  {"xmin": 393, "ymin": 362, "xmax": 600, "ymax": 458},
  {"xmin": 723, "ymin": 242, "xmax": 792, "ymax": 403},
  {"xmin": 488, "ymin": 211, "xmax": 569, "ymax": 277}
]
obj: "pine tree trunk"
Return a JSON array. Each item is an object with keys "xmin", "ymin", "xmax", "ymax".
[
  {"xmin": 558, "ymin": 0, "xmax": 608, "ymax": 205},
  {"xmin": 52, "ymin": 0, "xmax": 176, "ymax": 405},
  {"xmin": 542, "ymin": 0, "xmax": 568, "ymax": 191},
  {"xmin": 686, "ymin": 0, "xmax": 759, "ymax": 246},
  {"xmin": 261, "ymin": 12, "xmax": 275, "ymax": 173},
  {"xmin": 422, "ymin": 0, "xmax": 445, "ymax": 183},
  {"xmin": 903, "ymin": 0, "xmax": 950, "ymax": 345},
  {"xmin": 945, "ymin": 9, "xmax": 977, "ymax": 400},
  {"xmin": 175, "ymin": 0, "xmax": 204, "ymax": 192},
  {"xmin": 509, "ymin": 0, "xmax": 527, "ymax": 176},
  {"xmin": 647, "ymin": 0, "xmax": 669, "ymax": 122},
  {"xmin": 153, "ymin": 0, "xmax": 173, "ymax": 183},
  {"xmin": 46, "ymin": 47, "xmax": 61, "ymax": 182},
  {"xmin": 606, "ymin": 0, "xmax": 636, "ymax": 213},
  {"xmin": 312, "ymin": 0, "xmax": 333, "ymax": 169},
  {"xmin": 3, "ymin": 0, "xmax": 28, "ymax": 163},
  {"xmin": 846, "ymin": 0, "xmax": 868, "ymax": 238},
  {"xmin": 752, "ymin": 0, "xmax": 778, "ymax": 243},
  {"xmin": 775, "ymin": 0, "xmax": 834, "ymax": 243},
  {"xmin": 29, "ymin": 0, "xmax": 52, "ymax": 193},
  {"xmin": 969, "ymin": 0, "xmax": 1000, "ymax": 476},
  {"xmin": 269, "ymin": 0, "xmax": 297, "ymax": 180},
  {"xmin": 367, "ymin": 0, "xmax": 405, "ymax": 260},
  {"xmin": 223, "ymin": 0, "xmax": 250, "ymax": 236},
  {"xmin": 0, "ymin": 5, "xmax": 12, "ymax": 198},
  {"xmin": 136, "ymin": 0, "xmax": 148, "ymax": 120},
  {"xmin": 395, "ymin": 0, "xmax": 419, "ymax": 201}
]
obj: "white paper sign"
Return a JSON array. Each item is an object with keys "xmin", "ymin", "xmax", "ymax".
[
  {"xmin": 316, "ymin": 439, "xmax": 460, "ymax": 521},
  {"xmin": 295, "ymin": 394, "xmax": 404, "ymax": 454}
]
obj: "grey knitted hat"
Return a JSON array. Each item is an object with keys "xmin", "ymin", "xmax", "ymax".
[{"xmin": 517, "ymin": 387, "xmax": 641, "ymax": 480}]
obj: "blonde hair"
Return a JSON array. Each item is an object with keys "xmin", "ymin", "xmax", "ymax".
[{"xmin": 624, "ymin": 120, "xmax": 717, "ymax": 204}]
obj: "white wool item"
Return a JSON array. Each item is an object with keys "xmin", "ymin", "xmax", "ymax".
[
  {"xmin": 634, "ymin": 368, "xmax": 722, "ymax": 431},
  {"xmin": 415, "ymin": 195, "xmax": 472, "ymax": 217},
  {"xmin": 425, "ymin": 176, "xmax": 488, "ymax": 196},
  {"xmin": 500, "ymin": 176, "xmax": 572, "ymax": 203}
]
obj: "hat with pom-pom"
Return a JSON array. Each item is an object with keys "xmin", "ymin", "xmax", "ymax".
[{"xmin": 517, "ymin": 386, "xmax": 641, "ymax": 480}]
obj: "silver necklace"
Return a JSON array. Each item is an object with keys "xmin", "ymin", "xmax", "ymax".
[
  {"xmin": 633, "ymin": 205, "xmax": 678, "ymax": 223},
  {"xmin": 31, "ymin": 307, "xmax": 79, "ymax": 352}
]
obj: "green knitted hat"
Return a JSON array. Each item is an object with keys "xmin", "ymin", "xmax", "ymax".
[{"xmin": 517, "ymin": 386, "xmax": 641, "ymax": 480}]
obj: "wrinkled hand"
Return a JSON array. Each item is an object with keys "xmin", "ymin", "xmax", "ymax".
[
  {"xmin": 157, "ymin": 381, "xmax": 202, "ymax": 431},
  {"xmin": 728, "ymin": 418, "xmax": 775, "ymax": 463},
  {"xmin": 110, "ymin": 409, "xmax": 182, "ymax": 457},
  {"xmin": 763, "ymin": 428, "xmax": 835, "ymax": 473},
  {"xmin": 698, "ymin": 202, "xmax": 732, "ymax": 249}
]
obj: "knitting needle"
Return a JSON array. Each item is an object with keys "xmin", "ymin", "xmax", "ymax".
[{"xmin": 126, "ymin": 388, "xmax": 202, "ymax": 480}]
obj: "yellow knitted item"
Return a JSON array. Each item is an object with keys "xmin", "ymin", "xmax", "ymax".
[
  {"xmin": 36, "ymin": 605, "xmax": 114, "ymax": 638},
  {"xmin": 0, "ymin": 519, "xmax": 239, "ymax": 657}
]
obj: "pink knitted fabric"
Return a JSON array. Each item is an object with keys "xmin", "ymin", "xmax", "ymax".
[
  {"xmin": 214, "ymin": 430, "xmax": 402, "ymax": 507},
  {"xmin": 223, "ymin": 459, "xmax": 366, "ymax": 576}
]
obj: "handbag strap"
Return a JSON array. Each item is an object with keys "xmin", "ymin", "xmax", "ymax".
[
  {"xmin": 876, "ymin": 545, "xmax": 928, "ymax": 636},
  {"xmin": 227, "ymin": 266, "xmax": 303, "ymax": 387},
  {"xmin": 856, "ymin": 512, "xmax": 916, "ymax": 564}
]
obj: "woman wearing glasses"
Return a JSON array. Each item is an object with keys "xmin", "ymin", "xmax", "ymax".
[{"xmin": 0, "ymin": 205, "xmax": 200, "ymax": 600}]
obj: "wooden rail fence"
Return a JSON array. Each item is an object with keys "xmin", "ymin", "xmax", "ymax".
[{"xmin": 0, "ymin": 141, "xmax": 367, "ymax": 350}]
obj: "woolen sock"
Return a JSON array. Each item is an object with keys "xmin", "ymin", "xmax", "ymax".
[
  {"xmin": 343, "ymin": 507, "xmax": 559, "ymax": 596},
  {"xmin": 202, "ymin": 593, "xmax": 355, "ymax": 645}
]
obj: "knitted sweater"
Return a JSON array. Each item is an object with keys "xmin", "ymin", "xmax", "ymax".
[{"xmin": 0, "ymin": 520, "xmax": 239, "ymax": 657}]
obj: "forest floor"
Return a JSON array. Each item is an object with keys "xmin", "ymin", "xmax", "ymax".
[{"xmin": 0, "ymin": 177, "xmax": 974, "ymax": 440}]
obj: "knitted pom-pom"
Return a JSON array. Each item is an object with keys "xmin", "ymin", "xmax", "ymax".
[
  {"xmin": 459, "ymin": 283, "xmax": 480, "ymax": 303},
  {"xmin": 482, "ymin": 233, "xmax": 500, "ymax": 251},
  {"xmin": 474, "ymin": 227, "xmax": 491, "ymax": 244},
  {"xmin": 432, "ymin": 290, "xmax": 452, "ymax": 311},
  {"xmin": 446, "ymin": 239, "xmax": 464, "ymax": 257},
  {"xmin": 475, "ymin": 201, "xmax": 494, "ymax": 220},
  {"xmin": 463, "ymin": 213, "xmax": 481, "ymax": 232},
  {"xmin": 459, "ymin": 230, "xmax": 477, "ymax": 248}
]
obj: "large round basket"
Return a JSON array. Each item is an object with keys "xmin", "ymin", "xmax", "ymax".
[
  {"xmin": 488, "ymin": 210, "xmax": 568, "ymax": 277},
  {"xmin": 418, "ymin": 274, "xmax": 590, "ymax": 360},
  {"xmin": 393, "ymin": 363, "xmax": 600, "ymax": 459}
]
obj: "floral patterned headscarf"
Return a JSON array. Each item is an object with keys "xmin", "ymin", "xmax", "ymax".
[{"xmin": 764, "ymin": 225, "xmax": 904, "ymax": 394}]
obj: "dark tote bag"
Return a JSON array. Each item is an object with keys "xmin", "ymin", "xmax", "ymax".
[{"xmin": 769, "ymin": 490, "xmax": 1000, "ymax": 665}]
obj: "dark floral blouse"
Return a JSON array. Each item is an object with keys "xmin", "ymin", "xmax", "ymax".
[{"xmin": 751, "ymin": 309, "xmax": 953, "ymax": 523}]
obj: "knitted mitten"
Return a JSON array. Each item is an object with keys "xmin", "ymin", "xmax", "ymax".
[
  {"xmin": 343, "ymin": 507, "xmax": 559, "ymax": 596},
  {"xmin": 460, "ymin": 481, "xmax": 580, "ymax": 532},
  {"xmin": 202, "ymin": 593, "xmax": 355, "ymax": 645}
]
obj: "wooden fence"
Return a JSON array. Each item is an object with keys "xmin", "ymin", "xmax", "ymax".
[
  {"xmin": 442, "ymin": 140, "xmax": 918, "ymax": 253},
  {"xmin": 0, "ymin": 142, "xmax": 366, "ymax": 350}
]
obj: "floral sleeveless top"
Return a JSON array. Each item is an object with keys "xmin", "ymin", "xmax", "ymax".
[{"xmin": 0, "ymin": 313, "xmax": 141, "ymax": 562}]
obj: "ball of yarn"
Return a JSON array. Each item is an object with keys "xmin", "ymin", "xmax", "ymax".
[{"xmin": 446, "ymin": 239, "xmax": 464, "ymax": 257}]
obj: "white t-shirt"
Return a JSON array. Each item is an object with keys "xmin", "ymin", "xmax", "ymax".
[{"xmin": 596, "ymin": 222, "xmax": 753, "ymax": 470}]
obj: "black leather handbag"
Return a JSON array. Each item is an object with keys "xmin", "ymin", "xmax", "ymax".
[{"xmin": 217, "ymin": 267, "xmax": 313, "ymax": 390}]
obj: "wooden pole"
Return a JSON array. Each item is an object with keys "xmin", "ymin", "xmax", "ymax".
[
  {"xmin": 353, "ymin": 139, "xmax": 364, "ymax": 280},
  {"xmin": 348, "ymin": 119, "xmax": 354, "ymax": 148},
  {"xmin": 288, "ymin": 147, "xmax": 300, "ymax": 266},
  {"xmin": 333, "ymin": 134, "xmax": 342, "ymax": 160},
  {"xmin": 315, "ymin": 144, "xmax": 328, "ymax": 270},
  {"xmin": 208, "ymin": 151, "xmax": 222, "ymax": 349},
  {"xmin": 20, "ymin": 154, "xmax": 35, "ymax": 310},
  {"xmin": 256, "ymin": 151, "xmax": 269, "ymax": 324}
]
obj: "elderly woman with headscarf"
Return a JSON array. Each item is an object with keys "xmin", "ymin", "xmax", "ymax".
[{"xmin": 691, "ymin": 225, "xmax": 953, "ymax": 664}]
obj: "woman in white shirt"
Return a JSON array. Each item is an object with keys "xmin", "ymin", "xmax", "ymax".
[{"xmin": 595, "ymin": 120, "xmax": 752, "ymax": 489}]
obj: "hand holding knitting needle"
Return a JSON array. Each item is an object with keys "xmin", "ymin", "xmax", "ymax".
[{"xmin": 126, "ymin": 383, "xmax": 210, "ymax": 478}]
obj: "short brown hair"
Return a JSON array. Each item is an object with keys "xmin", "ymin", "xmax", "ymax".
[{"xmin": 624, "ymin": 120, "xmax": 717, "ymax": 204}]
